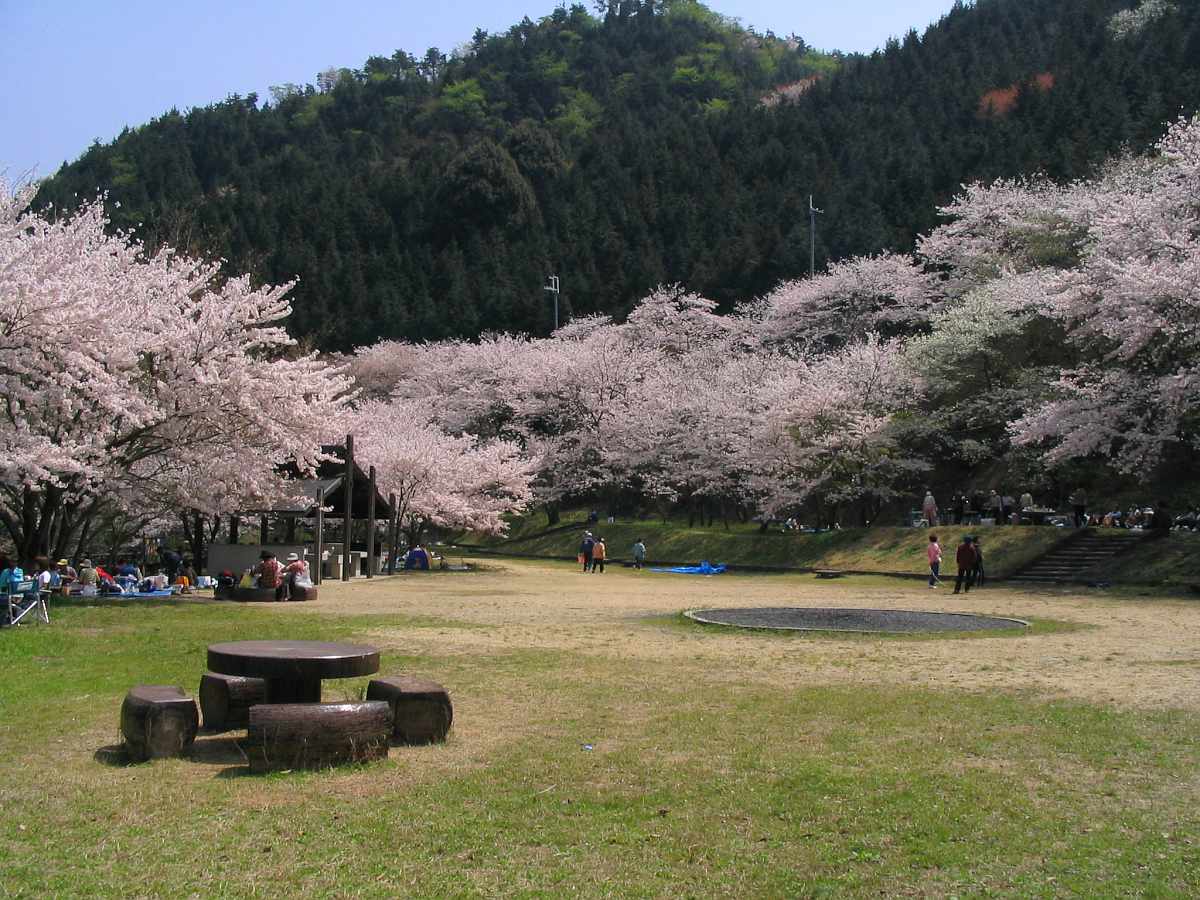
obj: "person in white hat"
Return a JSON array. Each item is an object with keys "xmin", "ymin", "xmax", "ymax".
[{"xmin": 280, "ymin": 552, "xmax": 309, "ymax": 601}]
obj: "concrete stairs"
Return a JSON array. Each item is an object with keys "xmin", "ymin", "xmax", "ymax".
[{"xmin": 1008, "ymin": 529, "xmax": 1148, "ymax": 585}]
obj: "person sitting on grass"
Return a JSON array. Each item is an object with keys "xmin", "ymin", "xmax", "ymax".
[
  {"xmin": 56, "ymin": 559, "xmax": 77, "ymax": 586},
  {"xmin": 76, "ymin": 559, "xmax": 98, "ymax": 594},
  {"xmin": 94, "ymin": 563, "xmax": 122, "ymax": 594}
]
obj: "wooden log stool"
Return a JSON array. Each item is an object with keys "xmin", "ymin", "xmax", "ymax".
[
  {"xmin": 214, "ymin": 585, "xmax": 280, "ymax": 603},
  {"xmin": 366, "ymin": 676, "xmax": 453, "ymax": 745},
  {"xmin": 198, "ymin": 671, "xmax": 268, "ymax": 731},
  {"xmin": 120, "ymin": 685, "xmax": 199, "ymax": 762},
  {"xmin": 245, "ymin": 702, "xmax": 392, "ymax": 773},
  {"xmin": 287, "ymin": 585, "xmax": 318, "ymax": 602}
]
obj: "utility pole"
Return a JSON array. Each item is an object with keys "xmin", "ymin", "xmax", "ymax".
[
  {"xmin": 808, "ymin": 194, "xmax": 823, "ymax": 278},
  {"xmin": 543, "ymin": 274, "xmax": 560, "ymax": 331}
]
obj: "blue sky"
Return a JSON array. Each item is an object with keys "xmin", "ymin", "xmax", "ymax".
[{"xmin": 0, "ymin": 1, "xmax": 956, "ymax": 180}]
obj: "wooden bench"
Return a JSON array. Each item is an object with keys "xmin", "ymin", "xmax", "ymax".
[
  {"xmin": 120, "ymin": 685, "xmax": 199, "ymax": 762},
  {"xmin": 813, "ymin": 569, "xmax": 845, "ymax": 579},
  {"xmin": 245, "ymin": 702, "xmax": 392, "ymax": 772},
  {"xmin": 366, "ymin": 676, "xmax": 453, "ymax": 745},
  {"xmin": 198, "ymin": 672, "xmax": 268, "ymax": 731}
]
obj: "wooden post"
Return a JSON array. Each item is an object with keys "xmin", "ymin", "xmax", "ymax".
[
  {"xmin": 285, "ymin": 516, "xmax": 296, "ymax": 544},
  {"xmin": 313, "ymin": 486, "xmax": 324, "ymax": 587},
  {"xmin": 366, "ymin": 466, "xmax": 377, "ymax": 579},
  {"xmin": 260, "ymin": 515, "xmax": 269, "ymax": 546},
  {"xmin": 342, "ymin": 434, "xmax": 354, "ymax": 581},
  {"xmin": 387, "ymin": 493, "xmax": 398, "ymax": 575}
]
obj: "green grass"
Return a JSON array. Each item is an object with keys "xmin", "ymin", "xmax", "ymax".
[
  {"xmin": 2, "ymin": 593, "xmax": 1199, "ymax": 896},
  {"xmin": 465, "ymin": 511, "xmax": 1068, "ymax": 578}
]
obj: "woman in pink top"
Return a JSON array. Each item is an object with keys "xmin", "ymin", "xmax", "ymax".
[{"xmin": 927, "ymin": 534, "xmax": 942, "ymax": 588}]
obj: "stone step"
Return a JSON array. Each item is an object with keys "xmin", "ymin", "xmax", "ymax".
[{"xmin": 1009, "ymin": 529, "xmax": 1152, "ymax": 582}]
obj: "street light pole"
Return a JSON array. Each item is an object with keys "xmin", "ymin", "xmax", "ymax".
[
  {"xmin": 543, "ymin": 274, "xmax": 560, "ymax": 331},
  {"xmin": 808, "ymin": 194, "xmax": 823, "ymax": 278}
]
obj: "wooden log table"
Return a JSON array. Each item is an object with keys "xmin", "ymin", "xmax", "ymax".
[{"xmin": 206, "ymin": 640, "xmax": 380, "ymax": 704}]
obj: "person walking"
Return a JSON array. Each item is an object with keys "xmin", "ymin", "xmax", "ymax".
[
  {"xmin": 592, "ymin": 537, "xmax": 607, "ymax": 574},
  {"xmin": 927, "ymin": 533, "xmax": 942, "ymax": 588},
  {"xmin": 632, "ymin": 539, "xmax": 646, "ymax": 570},
  {"xmin": 579, "ymin": 532, "xmax": 595, "ymax": 573},
  {"xmin": 953, "ymin": 535, "xmax": 977, "ymax": 594},
  {"xmin": 970, "ymin": 537, "xmax": 986, "ymax": 588}
]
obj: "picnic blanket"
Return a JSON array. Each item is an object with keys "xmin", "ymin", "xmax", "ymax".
[{"xmin": 649, "ymin": 560, "xmax": 727, "ymax": 576}]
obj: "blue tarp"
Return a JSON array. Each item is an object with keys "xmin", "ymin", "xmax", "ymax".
[{"xmin": 649, "ymin": 560, "xmax": 727, "ymax": 575}]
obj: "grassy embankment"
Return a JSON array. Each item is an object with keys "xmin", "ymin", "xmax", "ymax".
[
  {"xmin": 464, "ymin": 511, "xmax": 1200, "ymax": 586},
  {"xmin": 461, "ymin": 511, "xmax": 1067, "ymax": 579},
  {"xmin": 1081, "ymin": 530, "xmax": 1200, "ymax": 589}
]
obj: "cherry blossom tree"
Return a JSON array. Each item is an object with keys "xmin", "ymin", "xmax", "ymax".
[
  {"xmin": 0, "ymin": 184, "xmax": 353, "ymax": 563},
  {"xmin": 350, "ymin": 401, "xmax": 534, "ymax": 545},
  {"xmin": 923, "ymin": 115, "xmax": 1200, "ymax": 475},
  {"xmin": 753, "ymin": 253, "xmax": 942, "ymax": 351},
  {"xmin": 746, "ymin": 336, "xmax": 925, "ymax": 524}
]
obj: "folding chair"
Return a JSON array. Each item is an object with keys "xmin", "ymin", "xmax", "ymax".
[{"xmin": 2, "ymin": 579, "xmax": 50, "ymax": 627}]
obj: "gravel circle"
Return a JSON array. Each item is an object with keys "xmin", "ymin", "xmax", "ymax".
[{"xmin": 686, "ymin": 607, "xmax": 1029, "ymax": 634}]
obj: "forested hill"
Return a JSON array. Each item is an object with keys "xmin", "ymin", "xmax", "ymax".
[{"xmin": 35, "ymin": 0, "xmax": 1200, "ymax": 351}]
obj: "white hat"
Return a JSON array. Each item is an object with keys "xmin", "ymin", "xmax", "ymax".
[{"xmin": 286, "ymin": 552, "xmax": 299, "ymax": 561}]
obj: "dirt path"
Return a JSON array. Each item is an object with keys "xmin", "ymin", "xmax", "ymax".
[{"xmin": 281, "ymin": 559, "xmax": 1200, "ymax": 710}]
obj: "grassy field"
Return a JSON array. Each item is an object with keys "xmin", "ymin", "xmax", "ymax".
[
  {"xmin": 2, "ymin": 561, "xmax": 1199, "ymax": 897},
  {"xmin": 464, "ymin": 512, "xmax": 1068, "ymax": 579}
]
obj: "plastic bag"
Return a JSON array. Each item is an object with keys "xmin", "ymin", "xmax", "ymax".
[{"xmin": 238, "ymin": 571, "xmax": 255, "ymax": 589}]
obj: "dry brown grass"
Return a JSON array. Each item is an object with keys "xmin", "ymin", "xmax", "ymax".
[{"xmin": 279, "ymin": 558, "xmax": 1200, "ymax": 711}]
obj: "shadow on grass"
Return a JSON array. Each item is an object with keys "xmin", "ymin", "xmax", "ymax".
[
  {"xmin": 93, "ymin": 744, "xmax": 131, "ymax": 766},
  {"xmin": 93, "ymin": 734, "xmax": 251, "ymax": 775},
  {"xmin": 189, "ymin": 734, "xmax": 248, "ymax": 767},
  {"xmin": 55, "ymin": 595, "xmax": 218, "ymax": 612}
]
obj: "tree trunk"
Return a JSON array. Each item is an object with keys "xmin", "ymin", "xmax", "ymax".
[
  {"xmin": 544, "ymin": 503, "xmax": 560, "ymax": 526},
  {"xmin": 74, "ymin": 510, "xmax": 96, "ymax": 562}
]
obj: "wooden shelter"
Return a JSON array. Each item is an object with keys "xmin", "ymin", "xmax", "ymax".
[{"xmin": 230, "ymin": 438, "xmax": 396, "ymax": 584}]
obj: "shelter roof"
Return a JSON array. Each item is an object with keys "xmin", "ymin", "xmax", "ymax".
[{"xmin": 245, "ymin": 446, "xmax": 392, "ymax": 519}]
